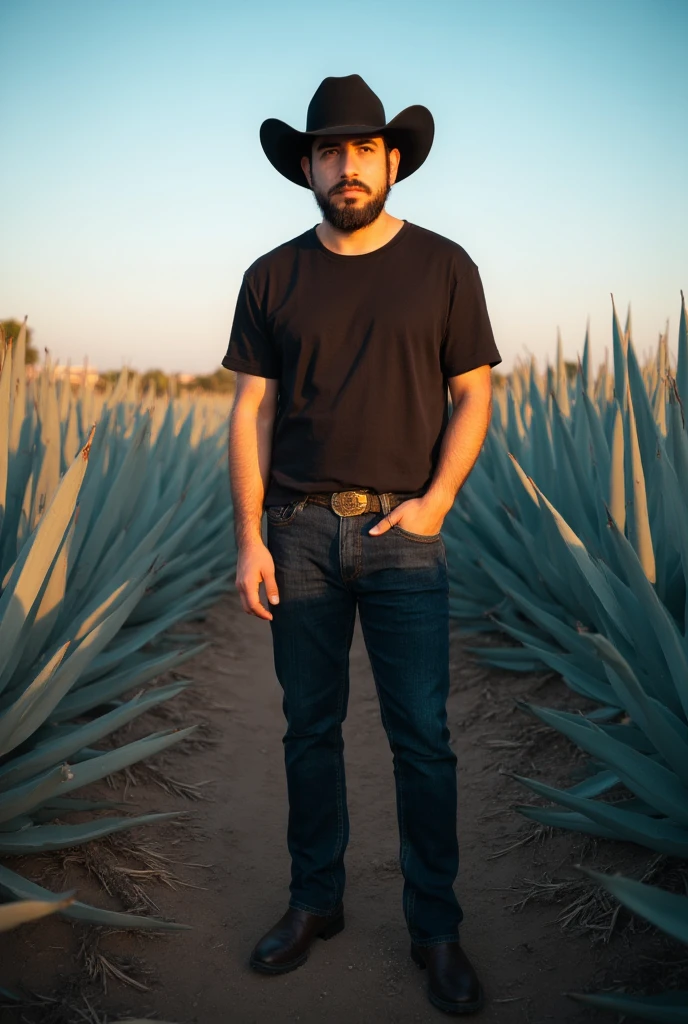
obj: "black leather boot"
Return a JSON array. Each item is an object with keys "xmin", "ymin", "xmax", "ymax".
[
  {"xmin": 411, "ymin": 940, "xmax": 485, "ymax": 1014},
  {"xmin": 249, "ymin": 903, "xmax": 345, "ymax": 974}
]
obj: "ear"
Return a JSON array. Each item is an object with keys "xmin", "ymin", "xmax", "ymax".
[
  {"xmin": 388, "ymin": 147, "xmax": 401, "ymax": 187},
  {"xmin": 300, "ymin": 154, "xmax": 313, "ymax": 188}
]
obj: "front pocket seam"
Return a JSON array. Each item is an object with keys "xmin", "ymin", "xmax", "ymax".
[
  {"xmin": 392, "ymin": 524, "xmax": 442, "ymax": 543},
  {"xmin": 265, "ymin": 500, "xmax": 307, "ymax": 527}
]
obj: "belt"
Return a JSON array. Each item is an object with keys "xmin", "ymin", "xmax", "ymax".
[{"xmin": 304, "ymin": 488, "xmax": 426, "ymax": 518}]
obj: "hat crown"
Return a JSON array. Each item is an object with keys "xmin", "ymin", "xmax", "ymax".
[{"xmin": 306, "ymin": 74, "xmax": 385, "ymax": 132}]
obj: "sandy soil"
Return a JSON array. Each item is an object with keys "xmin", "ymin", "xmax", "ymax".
[{"xmin": 0, "ymin": 586, "xmax": 678, "ymax": 1024}]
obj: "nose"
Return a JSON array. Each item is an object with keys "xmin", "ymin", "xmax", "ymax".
[{"xmin": 339, "ymin": 144, "xmax": 359, "ymax": 180}]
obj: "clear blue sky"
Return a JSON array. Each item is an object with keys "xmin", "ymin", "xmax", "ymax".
[{"xmin": 1, "ymin": 0, "xmax": 686, "ymax": 375}]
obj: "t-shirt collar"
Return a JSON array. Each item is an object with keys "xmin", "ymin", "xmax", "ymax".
[{"xmin": 310, "ymin": 219, "xmax": 410, "ymax": 261}]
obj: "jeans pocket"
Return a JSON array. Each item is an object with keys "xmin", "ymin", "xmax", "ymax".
[
  {"xmin": 265, "ymin": 499, "xmax": 307, "ymax": 526},
  {"xmin": 392, "ymin": 524, "xmax": 442, "ymax": 543}
]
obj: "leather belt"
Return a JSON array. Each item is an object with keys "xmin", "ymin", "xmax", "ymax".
[{"xmin": 304, "ymin": 488, "xmax": 426, "ymax": 518}]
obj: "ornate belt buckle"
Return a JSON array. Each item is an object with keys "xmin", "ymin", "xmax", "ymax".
[{"xmin": 331, "ymin": 490, "xmax": 369, "ymax": 517}]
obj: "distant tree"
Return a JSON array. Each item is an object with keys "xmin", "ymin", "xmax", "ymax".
[
  {"xmin": 98, "ymin": 370, "xmax": 121, "ymax": 385},
  {"xmin": 1, "ymin": 318, "xmax": 40, "ymax": 364},
  {"xmin": 141, "ymin": 368, "xmax": 170, "ymax": 395},
  {"xmin": 96, "ymin": 368, "xmax": 137, "ymax": 392},
  {"xmin": 186, "ymin": 368, "xmax": 236, "ymax": 394}
]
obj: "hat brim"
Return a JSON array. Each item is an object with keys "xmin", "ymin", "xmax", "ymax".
[{"xmin": 259, "ymin": 105, "xmax": 434, "ymax": 188}]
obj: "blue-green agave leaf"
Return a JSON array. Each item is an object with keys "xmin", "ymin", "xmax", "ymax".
[
  {"xmin": 574, "ymin": 865, "xmax": 688, "ymax": 944},
  {"xmin": 514, "ymin": 701, "xmax": 688, "ymax": 823},
  {"xmin": 0, "ymin": 810, "xmax": 182, "ymax": 852},
  {"xmin": 0, "ymin": 860, "xmax": 190, "ymax": 930},
  {"xmin": 567, "ymin": 988, "xmax": 688, "ymax": 1022},
  {"xmin": 511, "ymin": 771, "xmax": 688, "ymax": 856},
  {"xmin": 0, "ymin": 681, "xmax": 189, "ymax": 792}
]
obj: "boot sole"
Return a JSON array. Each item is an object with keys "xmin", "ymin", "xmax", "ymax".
[
  {"xmin": 249, "ymin": 912, "xmax": 345, "ymax": 975},
  {"xmin": 411, "ymin": 945, "xmax": 485, "ymax": 1014}
]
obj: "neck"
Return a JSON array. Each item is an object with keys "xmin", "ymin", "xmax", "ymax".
[{"xmin": 315, "ymin": 211, "xmax": 405, "ymax": 255}]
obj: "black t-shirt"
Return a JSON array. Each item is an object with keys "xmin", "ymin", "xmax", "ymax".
[{"xmin": 222, "ymin": 219, "xmax": 502, "ymax": 506}]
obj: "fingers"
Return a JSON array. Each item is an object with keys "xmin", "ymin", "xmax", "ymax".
[
  {"xmin": 235, "ymin": 548, "xmax": 280, "ymax": 620},
  {"xmin": 236, "ymin": 577, "xmax": 270, "ymax": 619},
  {"xmin": 263, "ymin": 567, "xmax": 280, "ymax": 607},
  {"xmin": 244, "ymin": 577, "xmax": 273, "ymax": 620},
  {"xmin": 368, "ymin": 510, "xmax": 397, "ymax": 535}
]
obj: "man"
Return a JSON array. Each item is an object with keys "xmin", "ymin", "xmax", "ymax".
[{"xmin": 222, "ymin": 74, "xmax": 502, "ymax": 1016}]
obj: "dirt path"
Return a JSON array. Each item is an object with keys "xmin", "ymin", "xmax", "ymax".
[{"xmin": 3, "ymin": 588, "xmax": 655, "ymax": 1023}]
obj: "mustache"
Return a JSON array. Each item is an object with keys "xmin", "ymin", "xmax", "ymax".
[{"xmin": 329, "ymin": 180, "xmax": 371, "ymax": 196}]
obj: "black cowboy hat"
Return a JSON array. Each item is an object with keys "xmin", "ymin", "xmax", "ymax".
[{"xmin": 260, "ymin": 74, "xmax": 434, "ymax": 188}]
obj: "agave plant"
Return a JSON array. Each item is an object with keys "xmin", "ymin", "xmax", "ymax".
[
  {"xmin": 566, "ymin": 867, "xmax": 688, "ymax": 1022},
  {"xmin": 510, "ymin": 630, "xmax": 688, "ymax": 857},
  {"xmin": 445, "ymin": 293, "xmax": 688, "ymax": 658},
  {"xmin": 441, "ymin": 293, "xmax": 688, "ymax": 1012},
  {"xmin": 0, "ymin": 324, "xmax": 237, "ymax": 927},
  {"xmin": 441, "ymin": 298, "xmax": 688, "ymax": 858},
  {"xmin": 0, "ymin": 893, "xmax": 76, "ymax": 932}
]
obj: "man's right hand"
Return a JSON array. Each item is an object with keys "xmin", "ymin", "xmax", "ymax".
[{"xmin": 235, "ymin": 538, "xmax": 280, "ymax": 621}]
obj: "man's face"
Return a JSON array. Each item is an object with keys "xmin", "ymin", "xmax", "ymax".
[{"xmin": 300, "ymin": 135, "xmax": 400, "ymax": 232}]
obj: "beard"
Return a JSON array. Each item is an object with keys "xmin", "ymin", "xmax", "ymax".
[{"xmin": 311, "ymin": 163, "xmax": 392, "ymax": 232}]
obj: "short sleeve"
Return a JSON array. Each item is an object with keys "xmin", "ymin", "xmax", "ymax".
[
  {"xmin": 221, "ymin": 273, "xmax": 281, "ymax": 379},
  {"xmin": 440, "ymin": 263, "xmax": 502, "ymax": 378}
]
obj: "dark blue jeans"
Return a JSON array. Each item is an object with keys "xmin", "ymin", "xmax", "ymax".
[{"xmin": 265, "ymin": 496, "xmax": 463, "ymax": 946}]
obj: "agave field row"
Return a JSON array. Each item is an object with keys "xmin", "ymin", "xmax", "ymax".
[
  {"xmin": 0, "ymin": 322, "xmax": 237, "ymax": 931},
  {"xmin": 443, "ymin": 293, "xmax": 688, "ymax": 1021},
  {"xmin": 4, "ymin": 293, "xmax": 688, "ymax": 1021}
]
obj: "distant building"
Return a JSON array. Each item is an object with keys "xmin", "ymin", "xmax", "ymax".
[{"xmin": 53, "ymin": 364, "xmax": 100, "ymax": 386}]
